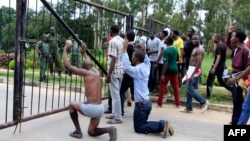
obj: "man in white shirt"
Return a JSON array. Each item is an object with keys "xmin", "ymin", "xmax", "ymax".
[{"xmin": 147, "ymin": 30, "xmax": 161, "ymax": 92}]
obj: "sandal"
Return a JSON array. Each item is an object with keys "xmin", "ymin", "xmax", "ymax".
[{"xmin": 69, "ymin": 131, "xmax": 83, "ymax": 139}]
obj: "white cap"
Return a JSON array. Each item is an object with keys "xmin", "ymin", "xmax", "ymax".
[
  {"xmin": 139, "ymin": 36, "xmax": 147, "ymax": 45},
  {"xmin": 164, "ymin": 28, "xmax": 171, "ymax": 37}
]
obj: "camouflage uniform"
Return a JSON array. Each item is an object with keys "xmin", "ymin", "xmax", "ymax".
[
  {"xmin": 36, "ymin": 38, "xmax": 49, "ymax": 82},
  {"xmin": 68, "ymin": 39, "xmax": 81, "ymax": 76},
  {"xmin": 47, "ymin": 32, "xmax": 61, "ymax": 76}
]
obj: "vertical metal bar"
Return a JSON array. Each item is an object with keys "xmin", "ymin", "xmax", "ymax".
[
  {"xmin": 0, "ymin": 9, "xmax": 2, "ymax": 40},
  {"xmin": 13, "ymin": 0, "xmax": 27, "ymax": 121}
]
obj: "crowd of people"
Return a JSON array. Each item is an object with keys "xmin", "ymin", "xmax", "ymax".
[{"xmin": 36, "ymin": 24, "xmax": 250, "ymax": 140}]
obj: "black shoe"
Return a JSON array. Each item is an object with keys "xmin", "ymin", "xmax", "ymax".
[{"xmin": 104, "ymin": 108, "xmax": 112, "ymax": 114}]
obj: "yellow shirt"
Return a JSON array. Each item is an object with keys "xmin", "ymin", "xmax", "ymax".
[{"xmin": 173, "ymin": 37, "xmax": 184, "ymax": 63}]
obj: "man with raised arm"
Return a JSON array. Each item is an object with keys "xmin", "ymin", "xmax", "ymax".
[
  {"xmin": 63, "ymin": 40, "xmax": 117, "ymax": 141},
  {"xmin": 122, "ymin": 39, "xmax": 174, "ymax": 138}
]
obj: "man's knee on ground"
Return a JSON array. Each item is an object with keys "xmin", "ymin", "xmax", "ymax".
[
  {"xmin": 134, "ymin": 127, "xmax": 145, "ymax": 134},
  {"xmin": 88, "ymin": 130, "xmax": 96, "ymax": 136}
]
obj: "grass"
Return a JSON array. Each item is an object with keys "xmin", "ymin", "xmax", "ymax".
[
  {"xmin": 0, "ymin": 69, "xmax": 84, "ymax": 87},
  {"xmin": 151, "ymin": 53, "xmax": 234, "ymax": 106},
  {"xmin": 0, "ymin": 53, "xmax": 234, "ymax": 104}
]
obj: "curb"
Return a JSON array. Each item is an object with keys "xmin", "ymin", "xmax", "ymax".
[
  {"xmin": 150, "ymin": 96, "xmax": 233, "ymax": 113},
  {"xmin": 1, "ymin": 77, "xmax": 233, "ymax": 113}
]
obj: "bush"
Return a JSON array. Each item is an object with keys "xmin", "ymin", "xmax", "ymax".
[
  {"xmin": 9, "ymin": 60, "xmax": 15, "ymax": 70},
  {"xmin": 8, "ymin": 59, "xmax": 34, "ymax": 70},
  {"xmin": 25, "ymin": 61, "xmax": 33, "ymax": 69}
]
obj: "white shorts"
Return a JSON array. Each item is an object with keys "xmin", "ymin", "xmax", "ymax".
[{"xmin": 80, "ymin": 103, "xmax": 104, "ymax": 119}]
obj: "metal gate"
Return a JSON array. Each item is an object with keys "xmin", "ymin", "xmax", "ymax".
[{"xmin": 0, "ymin": 0, "xmax": 167, "ymax": 130}]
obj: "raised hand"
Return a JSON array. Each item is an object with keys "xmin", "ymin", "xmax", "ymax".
[
  {"xmin": 64, "ymin": 40, "xmax": 72, "ymax": 50},
  {"xmin": 228, "ymin": 26, "xmax": 235, "ymax": 33}
]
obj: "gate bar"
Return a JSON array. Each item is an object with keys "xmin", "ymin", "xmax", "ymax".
[{"xmin": 40, "ymin": 0, "xmax": 107, "ymax": 75}]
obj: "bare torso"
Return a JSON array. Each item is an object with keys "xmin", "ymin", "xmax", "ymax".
[
  {"xmin": 189, "ymin": 46, "xmax": 204, "ymax": 67},
  {"xmin": 83, "ymin": 68, "xmax": 102, "ymax": 104}
]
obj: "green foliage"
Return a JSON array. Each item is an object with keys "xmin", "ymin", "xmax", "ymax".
[
  {"xmin": 8, "ymin": 60, "xmax": 14, "ymax": 70},
  {"xmin": 25, "ymin": 61, "xmax": 33, "ymax": 69}
]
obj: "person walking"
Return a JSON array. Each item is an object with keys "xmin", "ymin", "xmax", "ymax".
[
  {"xmin": 157, "ymin": 36, "xmax": 180, "ymax": 107},
  {"xmin": 63, "ymin": 40, "xmax": 117, "ymax": 141},
  {"xmin": 181, "ymin": 35, "xmax": 209, "ymax": 113},
  {"xmin": 206, "ymin": 34, "xmax": 233, "ymax": 99},
  {"xmin": 225, "ymin": 27, "xmax": 250, "ymax": 125},
  {"xmin": 228, "ymin": 65, "xmax": 250, "ymax": 125}
]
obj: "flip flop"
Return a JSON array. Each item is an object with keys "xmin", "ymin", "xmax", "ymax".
[{"xmin": 69, "ymin": 132, "xmax": 83, "ymax": 139}]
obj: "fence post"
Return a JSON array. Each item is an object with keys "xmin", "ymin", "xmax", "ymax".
[
  {"xmin": 126, "ymin": 15, "xmax": 134, "ymax": 32},
  {"xmin": 148, "ymin": 18, "xmax": 155, "ymax": 31},
  {"xmin": 13, "ymin": 0, "xmax": 27, "ymax": 122}
]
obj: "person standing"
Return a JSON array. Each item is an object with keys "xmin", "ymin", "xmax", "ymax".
[
  {"xmin": 171, "ymin": 29, "xmax": 184, "ymax": 87},
  {"xmin": 105, "ymin": 25, "xmax": 124, "ymax": 124},
  {"xmin": 155, "ymin": 30, "xmax": 168, "ymax": 86},
  {"xmin": 206, "ymin": 34, "xmax": 233, "ymax": 99},
  {"xmin": 119, "ymin": 30, "xmax": 135, "ymax": 116},
  {"xmin": 226, "ymin": 27, "xmax": 250, "ymax": 125},
  {"xmin": 184, "ymin": 28, "xmax": 195, "ymax": 71},
  {"xmin": 63, "ymin": 40, "xmax": 117, "ymax": 141},
  {"xmin": 36, "ymin": 34, "xmax": 49, "ymax": 82},
  {"xmin": 147, "ymin": 30, "xmax": 161, "ymax": 92},
  {"xmin": 68, "ymin": 34, "xmax": 81, "ymax": 76},
  {"xmin": 122, "ymin": 39, "xmax": 174, "ymax": 138},
  {"xmin": 181, "ymin": 35, "xmax": 209, "ymax": 113},
  {"xmin": 157, "ymin": 36, "xmax": 180, "ymax": 107},
  {"xmin": 228, "ymin": 65, "xmax": 250, "ymax": 125},
  {"xmin": 47, "ymin": 26, "xmax": 61, "ymax": 76},
  {"xmin": 103, "ymin": 35, "xmax": 113, "ymax": 114}
]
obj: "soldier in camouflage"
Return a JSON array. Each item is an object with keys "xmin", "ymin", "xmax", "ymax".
[
  {"xmin": 36, "ymin": 34, "xmax": 49, "ymax": 82},
  {"xmin": 68, "ymin": 34, "xmax": 81, "ymax": 76},
  {"xmin": 47, "ymin": 26, "xmax": 61, "ymax": 76}
]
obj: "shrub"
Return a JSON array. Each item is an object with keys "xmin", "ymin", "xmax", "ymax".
[{"xmin": 9, "ymin": 60, "xmax": 15, "ymax": 70}]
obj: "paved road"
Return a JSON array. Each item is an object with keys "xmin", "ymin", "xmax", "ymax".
[{"xmin": 0, "ymin": 99, "xmax": 236, "ymax": 141}]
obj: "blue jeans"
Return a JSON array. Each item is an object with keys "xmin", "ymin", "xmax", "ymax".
[
  {"xmin": 231, "ymin": 85, "xmax": 244, "ymax": 125},
  {"xmin": 238, "ymin": 89, "xmax": 250, "ymax": 125},
  {"xmin": 133, "ymin": 102, "xmax": 165, "ymax": 134},
  {"xmin": 148, "ymin": 61, "xmax": 158, "ymax": 91},
  {"xmin": 186, "ymin": 77, "xmax": 206, "ymax": 111}
]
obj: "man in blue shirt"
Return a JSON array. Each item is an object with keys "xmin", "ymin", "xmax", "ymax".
[{"xmin": 122, "ymin": 39, "xmax": 174, "ymax": 138}]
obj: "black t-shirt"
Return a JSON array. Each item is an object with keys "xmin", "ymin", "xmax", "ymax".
[
  {"xmin": 127, "ymin": 43, "xmax": 135, "ymax": 62},
  {"xmin": 214, "ymin": 43, "xmax": 227, "ymax": 65},
  {"xmin": 184, "ymin": 38, "xmax": 194, "ymax": 58}
]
